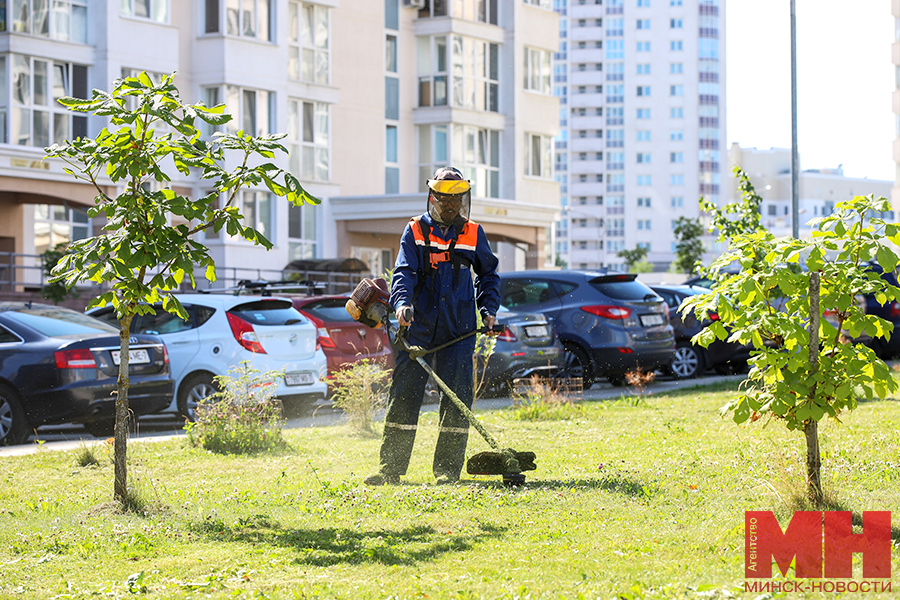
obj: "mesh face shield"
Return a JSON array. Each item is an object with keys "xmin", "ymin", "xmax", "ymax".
[{"xmin": 426, "ymin": 178, "xmax": 472, "ymax": 227}]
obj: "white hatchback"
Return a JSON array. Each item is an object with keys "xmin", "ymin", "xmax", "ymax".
[{"xmin": 88, "ymin": 293, "xmax": 328, "ymax": 418}]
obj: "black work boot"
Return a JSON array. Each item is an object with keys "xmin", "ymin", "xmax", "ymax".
[{"xmin": 363, "ymin": 472, "xmax": 400, "ymax": 486}]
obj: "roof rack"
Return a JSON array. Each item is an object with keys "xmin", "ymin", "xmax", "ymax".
[{"xmin": 197, "ymin": 279, "xmax": 328, "ymax": 297}]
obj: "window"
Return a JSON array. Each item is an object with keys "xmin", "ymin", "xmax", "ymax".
[
  {"xmin": 526, "ymin": 133, "xmax": 553, "ymax": 179},
  {"xmin": 637, "ymin": 197, "xmax": 651, "ymax": 207},
  {"xmin": 10, "ymin": 56, "xmax": 88, "ymax": 147},
  {"xmin": 670, "ymin": 107, "xmax": 683, "ymax": 118},
  {"xmin": 637, "ymin": 175, "xmax": 651, "ymax": 186},
  {"xmin": 222, "ymin": 86, "xmax": 273, "ymax": 136},
  {"xmin": 637, "ymin": 153, "xmax": 650, "ymax": 164},
  {"xmin": 386, "ymin": 124, "xmax": 398, "ymax": 193},
  {"xmin": 637, "ymin": 108, "xmax": 650, "ymax": 119},
  {"xmin": 636, "ymin": 41, "xmax": 651, "ymax": 52},
  {"xmin": 670, "ymin": 63, "xmax": 683, "ymax": 74},
  {"xmin": 11, "ymin": 0, "xmax": 87, "ymax": 41},
  {"xmin": 768, "ymin": 205, "xmax": 777, "ymax": 216},
  {"xmin": 288, "ymin": 99, "xmax": 329, "ymax": 182},
  {"xmin": 670, "ymin": 174, "xmax": 684, "ymax": 186},
  {"xmin": 239, "ymin": 190, "xmax": 273, "ymax": 241},
  {"xmin": 636, "ymin": 19, "xmax": 650, "ymax": 29},
  {"xmin": 418, "ymin": 35, "xmax": 498, "ymax": 112},
  {"xmin": 670, "ymin": 18, "xmax": 682, "ymax": 28},
  {"xmin": 226, "ymin": 0, "xmax": 270, "ymax": 39},
  {"xmin": 670, "ymin": 85, "xmax": 684, "ymax": 96},
  {"xmin": 670, "ymin": 0, "xmax": 682, "ymax": 4},
  {"xmin": 524, "ymin": 47, "xmax": 552, "ymax": 94},
  {"xmin": 638, "ymin": 220, "xmax": 651, "ymax": 230},
  {"xmin": 670, "ymin": 40, "xmax": 683, "ymax": 51},
  {"xmin": 637, "ymin": 85, "xmax": 650, "ymax": 96},
  {"xmin": 671, "ymin": 196, "xmax": 683, "ymax": 208},
  {"xmin": 637, "ymin": 0, "xmax": 650, "ymax": 5},
  {"xmin": 606, "ymin": 39, "xmax": 624, "ymax": 59},
  {"xmin": 699, "ymin": 39, "xmax": 719, "ymax": 59},
  {"xmin": 288, "ymin": 202, "xmax": 316, "ymax": 260},
  {"xmin": 636, "ymin": 64, "xmax": 650, "ymax": 75},
  {"xmin": 289, "ymin": 2, "xmax": 329, "ymax": 83},
  {"xmin": 670, "ymin": 152, "xmax": 683, "ymax": 163},
  {"xmin": 33, "ymin": 203, "xmax": 89, "ymax": 255},
  {"xmin": 637, "ymin": 130, "xmax": 651, "ymax": 141},
  {"xmin": 670, "ymin": 129, "xmax": 683, "ymax": 141},
  {"xmin": 524, "ymin": 0, "xmax": 552, "ymax": 8},
  {"xmin": 121, "ymin": 0, "xmax": 167, "ymax": 22},
  {"xmin": 386, "ymin": 35, "xmax": 398, "ymax": 73},
  {"xmin": 450, "ymin": 0, "xmax": 498, "ymax": 24},
  {"xmin": 418, "ymin": 124, "xmax": 500, "ymax": 198}
]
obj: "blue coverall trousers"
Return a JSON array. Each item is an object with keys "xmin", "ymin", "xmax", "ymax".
[{"xmin": 378, "ymin": 340, "xmax": 474, "ymax": 480}]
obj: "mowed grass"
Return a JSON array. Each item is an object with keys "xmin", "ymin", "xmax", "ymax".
[{"xmin": 2, "ymin": 382, "xmax": 900, "ymax": 599}]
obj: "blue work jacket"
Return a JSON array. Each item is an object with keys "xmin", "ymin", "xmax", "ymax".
[{"xmin": 391, "ymin": 213, "xmax": 500, "ymax": 348}]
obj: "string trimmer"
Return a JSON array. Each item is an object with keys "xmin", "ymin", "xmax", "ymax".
[{"xmin": 346, "ymin": 278, "xmax": 537, "ymax": 487}]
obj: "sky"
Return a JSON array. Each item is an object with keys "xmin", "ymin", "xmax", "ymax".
[{"xmin": 726, "ymin": 0, "xmax": 895, "ymax": 181}]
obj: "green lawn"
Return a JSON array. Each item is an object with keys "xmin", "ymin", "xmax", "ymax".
[{"xmin": 1, "ymin": 382, "xmax": 899, "ymax": 599}]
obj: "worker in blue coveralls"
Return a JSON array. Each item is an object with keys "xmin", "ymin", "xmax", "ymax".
[{"xmin": 364, "ymin": 167, "xmax": 501, "ymax": 486}]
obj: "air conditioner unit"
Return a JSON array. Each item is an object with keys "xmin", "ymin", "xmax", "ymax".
[{"xmin": 402, "ymin": 0, "xmax": 426, "ymax": 8}]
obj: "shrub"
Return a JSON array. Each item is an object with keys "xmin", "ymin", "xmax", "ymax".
[
  {"xmin": 185, "ymin": 362, "xmax": 287, "ymax": 454},
  {"xmin": 73, "ymin": 444, "xmax": 101, "ymax": 468},
  {"xmin": 509, "ymin": 376, "xmax": 585, "ymax": 421},
  {"xmin": 327, "ymin": 359, "xmax": 391, "ymax": 436}
]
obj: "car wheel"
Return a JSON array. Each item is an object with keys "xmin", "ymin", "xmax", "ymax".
[
  {"xmin": 0, "ymin": 385, "xmax": 28, "ymax": 446},
  {"xmin": 83, "ymin": 419, "xmax": 117, "ymax": 438},
  {"xmin": 560, "ymin": 344, "xmax": 594, "ymax": 386},
  {"xmin": 178, "ymin": 373, "xmax": 220, "ymax": 421},
  {"xmin": 670, "ymin": 342, "xmax": 705, "ymax": 379}
]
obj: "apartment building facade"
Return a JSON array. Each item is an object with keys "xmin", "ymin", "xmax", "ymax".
[
  {"xmin": 0, "ymin": 0, "xmax": 560, "ymax": 289},
  {"xmin": 553, "ymin": 0, "xmax": 725, "ymax": 271}
]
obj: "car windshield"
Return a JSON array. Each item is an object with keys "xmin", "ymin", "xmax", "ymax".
[
  {"xmin": 229, "ymin": 300, "xmax": 307, "ymax": 326},
  {"xmin": 299, "ymin": 299, "xmax": 357, "ymax": 323},
  {"xmin": 5, "ymin": 307, "xmax": 119, "ymax": 337}
]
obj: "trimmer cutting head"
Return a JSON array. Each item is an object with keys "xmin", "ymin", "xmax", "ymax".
[{"xmin": 467, "ymin": 449, "xmax": 536, "ymax": 487}]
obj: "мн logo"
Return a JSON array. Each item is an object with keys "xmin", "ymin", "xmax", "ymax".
[{"xmin": 745, "ymin": 511, "xmax": 891, "ymax": 579}]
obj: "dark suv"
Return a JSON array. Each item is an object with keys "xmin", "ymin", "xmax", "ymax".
[{"xmin": 498, "ymin": 270, "xmax": 674, "ymax": 386}]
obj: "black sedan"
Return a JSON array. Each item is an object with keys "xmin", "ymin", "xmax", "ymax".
[
  {"xmin": 0, "ymin": 303, "xmax": 173, "ymax": 445},
  {"xmin": 650, "ymin": 285, "xmax": 753, "ymax": 378}
]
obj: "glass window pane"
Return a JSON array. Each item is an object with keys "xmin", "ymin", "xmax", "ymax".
[
  {"xmin": 52, "ymin": 64, "xmax": 67, "ymax": 103},
  {"xmin": 258, "ymin": 193, "xmax": 271, "ymax": 238},
  {"xmin": 314, "ymin": 148, "xmax": 328, "ymax": 181},
  {"xmin": 315, "ymin": 5, "xmax": 328, "ymax": 48},
  {"xmin": 33, "ymin": 0, "xmax": 48, "ymax": 34},
  {"xmin": 242, "ymin": 193, "xmax": 256, "ymax": 228},
  {"xmin": 242, "ymin": 6, "xmax": 255, "ymax": 36},
  {"xmin": 418, "ymin": 125, "xmax": 430, "ymax": 163},
  {"xmin": 288, "ymin": 46, "xmax": 299, "ymax": 80},
  {"xmin": 490, "ymin": 130, "xmax": 499, "ymax": 166},
  {"xmin": 302, "ymin": 205, "xmax": 315, "ymax": 240},
  {"xmin": 72, "ymin": 207, "xmax": 88, "ymax": 223},
  {"xmin": 301, "ymin": 5, "xmax": 313, "ymax": 45},
  {"xmin": 72, "ymin": 65, "xmax": 87, "ymax": 99},
  {"xmin": 288, "ymin": 1, "xmax": 297, "ymax": 42},
  {"xmin": 226, "ymin": 0, "xmax": 239, "ymax": 35},
  {"xmin": 314, "ymin": 103, "xmax": 328, "ymax": 144},
  {"xmin": 385, "ymin": 125, "xmax": 397, "ymax": 163},
  {"xmin": 435, "ymin": 126, "xmax": 447, "ymax": 163},
  {"xmin": 13, "ymin": 55, "xmax": 30, "ymax": 105},
  {"xmin": 135, "ymin": 0, "xmax": 149, "ymax": 18},
  {"xmin": 205, "ymin": 0, "xmax": 219, "ymax": 33},
  {"xmin": 52, "ymin": 205, "xmax": 67, "ymax": 220},
  {"xmin": 315, "ymin": 50, "xmax": 328, "ymax": 84},
  {"xmin": 258, "ymin": 0, "xmax": 270, "ymax": 40},
  {"xmin": 302, "ymin": 147, "xmax": 313, "ymax": 179},
  {"xmin": 53, "ymin": 112, "xmax": 68, "ymax": 144},
  {"xmin": 386, "ymin": 35, "xmax": 397, "ymax": 73},
  {"xmin": 416, "ymin": 36, "xmax": 430, "ymax": 76},
  {"xmin": 301, "ymin": 48, "xmax": 314, "ymax": 82},
  {"xmin": 256, "ymin": 91, "xmax": 269, "ymax": 135},
  {"xmin": 34, "ymin": 222, "xmax": 50, "ymax": 254},
  {"xmin": 13, "ymin": 0, "xmax": 29, "ymax": 33},
  {"xmin": 225, "ymin": 85, "xmax": 240, "ymax": 133},
  {"xmin": 72, "ymin": 225, "xmax": 87, "ymax": 240},
  {"xmin": 52, "ymin": 1, "xmax": 68, "ymax": 40},
  {"xmin": 302, "ymin": 102, "xmax": 313, "ymax": 143},
  {"xmin": 70, "ymin": 6, "xmax": 85, "ymax": 42},
  {"xmin": 287, "ymin": 99, "xmax": 298, "ymax": 141},
  {"xmin": 12, "ymin": 107, "xmax": 29, "ymax": 145},
  {"xmin": 288, "ymin": 204, "xmax": 301, "ymax": 238},
  {"xmin": 33, "ymin": 61, "xmax": 47, "ymax": 106},
  {"xmin": 242, "ymin": 89, "xmax": 256, "ymax": 134}
]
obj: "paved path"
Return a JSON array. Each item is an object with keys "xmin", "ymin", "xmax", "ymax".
[{"xmin": 0, "ymin": 373, "xmax": 743, "ymax": 458}]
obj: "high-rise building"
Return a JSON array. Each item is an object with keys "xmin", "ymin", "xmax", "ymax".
[
  {"xmin": 893, "ymin": 0, "xmax": 900, "ymax": 214},
  {"xmin": 553, "ymin": 0, "xmax": 726, "ymax": 272},
  {"xmin": 0, "ymin": 1, "xmax": 561, "ymax": 292}
]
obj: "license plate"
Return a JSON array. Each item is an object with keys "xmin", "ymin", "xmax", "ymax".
[
  {"xmin": 111, "ymin": 349, "xmax": 150, "ymax": 365},
  {"xmin": 524, "ymin": 325, "xmax": 549, "ymax": 338},
  {"xmin": 640, "ymin": 314, "xmax": 665, "ymax": 327},
  {"xmin": 285, "ymin": 372, "xmax": 315, "ymax": 386}
]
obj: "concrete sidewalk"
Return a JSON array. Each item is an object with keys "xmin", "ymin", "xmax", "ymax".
[{"xmin": 0, "ymin": 373, "xmax": 743, "ymax": 458}]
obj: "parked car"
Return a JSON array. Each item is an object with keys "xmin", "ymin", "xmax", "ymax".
[
  {"xmin": 0, "ymin": 302, "xmax": 172, "ymax": 445},
  {"xmin": 287, "ymin": 294, "xmax": 395, "ymax": 377},
  {"xmin": 650, "ymin": 284, "xmax": 754, "ymax": 378},
  {"xmin": 830, "ymin": 261, "xmax": 900, "ymax": 359},
  {"xmin": 88, "ymin": 294, "xmax": 327, "ymax": 419},
  {"xmin": 478, "ymin": 305, "xmax": 564, "ymax": 395},
  {"xmin": 497, "ymin": 270, "xmax": 675, "ymax": 386}
]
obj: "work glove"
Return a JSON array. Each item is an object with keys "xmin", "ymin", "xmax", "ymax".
[{"xmin": 397, "ymin": 305, "xmax": 414, "ymax": 326}]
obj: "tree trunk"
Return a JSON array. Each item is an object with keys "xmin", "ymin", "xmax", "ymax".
[
  {"xmin": 114, "ymin": 312, "xmax": 133, "ymax": 504},
  {"xmin": 806, "ymin": 271, "xmax": 823, "ymax": 505}
]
